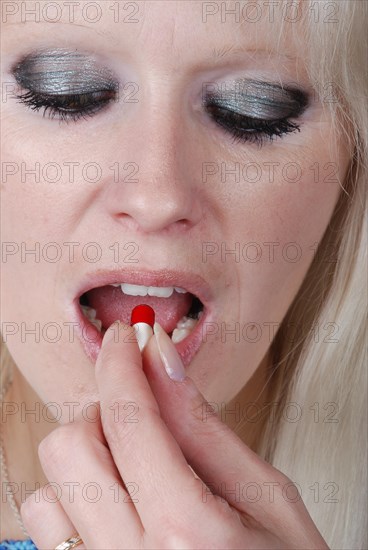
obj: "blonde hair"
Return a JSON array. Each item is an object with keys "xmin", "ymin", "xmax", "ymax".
[
  {"xmin": 1, "ymin": 1, "xmax": 367, "ymax": 548},
  {"xmin": 231, "ymin": 1, "xmax": 367, "ymax": 548}
]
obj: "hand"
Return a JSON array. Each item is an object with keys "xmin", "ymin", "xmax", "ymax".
[{"xmin": 21, "ymin": 322, "xmax": 329, "ymax": 549}]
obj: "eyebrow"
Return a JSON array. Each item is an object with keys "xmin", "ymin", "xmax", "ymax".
[
  {"xmin": 4, "ymin": 23, "xmax": 297, "ymax": 68},
  {"xmin": 2, "ymin": 20, "xmax": 114, "ymax": 40},
  {"xmin": 4, "ymin": 18, "xmax": 296, "ymax": 57},
  {"xmin": 210, "ymin": 45, "xmax": 298, "ymax": 63}
]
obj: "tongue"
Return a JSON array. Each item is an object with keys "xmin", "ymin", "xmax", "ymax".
[{"xmin": 86, "ymin": 286, "xmax": 193, "ymax": 334}]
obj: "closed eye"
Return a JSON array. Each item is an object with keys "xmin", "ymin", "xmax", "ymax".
[
  {"xmin": 205, "ymin": 103, "xmax": 303, "ymax": 148},
  {"xmin": 12, "ymin": 88, "xmax": 117, "ymax": 123}
]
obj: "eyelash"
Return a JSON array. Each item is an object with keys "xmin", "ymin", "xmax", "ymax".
[
  {"xmin": 13, "ymin": 89, "xmax": 116, "ymax": 123},
  {"xmin": 205, "ymin": 103, "xmax": 302, "ymax": 148},
  {"xmin": 13, "ymin": 88, "xmax": 302, "ymax": 147}
]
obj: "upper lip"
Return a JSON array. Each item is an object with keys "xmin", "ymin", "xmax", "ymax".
[{"xmin": 75, "ymin": 268, "xmax": 214, "ymax": 308}]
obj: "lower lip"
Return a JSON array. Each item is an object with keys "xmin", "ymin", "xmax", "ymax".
[{"xmin": 73, "ymin": 299, "xmax": 212, "ymax": 367}]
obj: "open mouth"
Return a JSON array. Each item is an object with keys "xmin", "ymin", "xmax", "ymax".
[
  {"xmin": 79, "ymin": 283, "xmax": 204, "ymax": 340},
  {"xmin": 74, "ymin": 277, "xmax": 211, "ymax": 367}
]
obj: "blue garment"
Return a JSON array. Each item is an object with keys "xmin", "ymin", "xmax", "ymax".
[{"xmin": 0, "ymin": 540, "xmax": 37, "ymax": 550}]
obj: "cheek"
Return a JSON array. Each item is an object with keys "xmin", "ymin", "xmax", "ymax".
[
  {"xmin": 196, "ymin": 143, "xmax": 348, "ymax": 402},
  {"xmin": 0, "ymin": 145, "xmax": 82, "ymax": 387},
  {"xmin": 0, "ymin": 125, "xmax": 103, "ymax": 301},
  {"xmin": 222, "ymin": 145, "xmax": 346, "ymax": 322},
  {"xmin": 1, "ymin": 161, "xmax": 67, "ymax": 319}
]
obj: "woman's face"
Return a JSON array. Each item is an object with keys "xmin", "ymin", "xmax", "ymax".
[{"xmin": 1, "ymin": 1, "xmax": 350, "ymax": 415}]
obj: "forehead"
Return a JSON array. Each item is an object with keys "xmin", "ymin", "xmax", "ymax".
[{"xmin": 2, "ymin": 0, "xmax": 306, "ymax": 73}]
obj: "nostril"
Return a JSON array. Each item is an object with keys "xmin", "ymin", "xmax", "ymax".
[{"xmin": 176, "ymin": 218, "xmax": 193, "ymax": 229}]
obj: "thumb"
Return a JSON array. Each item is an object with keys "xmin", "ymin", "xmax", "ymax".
[
  {"xmin": 142, "ymin": 323, "xmax": 275, "ymax": 514},
  {"xmin": 142, "ymin": 324, "xmax": 329, "ymax": 548}
]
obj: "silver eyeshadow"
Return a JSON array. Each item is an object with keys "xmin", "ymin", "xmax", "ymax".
[
  {"xmin": 13, "ymin": 49, "xmax": 119, "ymax": 95},
  {"xmin": 204, "ymin": 79, "xmax": 309, "ymax": 120},
  {"xmin": 12, "ymin": 49, "xmax": 308, "ymax": 120}
]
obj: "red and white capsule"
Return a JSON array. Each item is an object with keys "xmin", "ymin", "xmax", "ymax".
[{"xmin": 130, "ymin": 304, "xmax": 155, "ymax": 352}]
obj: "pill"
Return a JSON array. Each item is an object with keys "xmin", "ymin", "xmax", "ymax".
[{"xmin": 130, "ymin": 304, "xmax": 155, "ymax": 352}]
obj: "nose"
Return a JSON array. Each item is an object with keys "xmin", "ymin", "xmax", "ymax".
[{"xmin": 104, "ymin": 105, "xmax": 203, "ymax": 235}]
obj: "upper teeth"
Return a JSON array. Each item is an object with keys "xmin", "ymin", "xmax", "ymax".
[{"xmin": 112, "ymin": 283, "xmax": 187, "ymax": 298}]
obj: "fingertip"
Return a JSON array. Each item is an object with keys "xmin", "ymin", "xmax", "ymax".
[
  {"xmin": 101, "ymin": 320, "xmax": 136, "ymax": 348},
  {"xmin": 96, "ymin": 321, "xmax": 139, "ymax": 376}
]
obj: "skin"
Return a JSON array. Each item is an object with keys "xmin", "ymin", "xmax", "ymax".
[{"xmin": 0, "ymin": 0, "xmax": 351, "ymax": 546}]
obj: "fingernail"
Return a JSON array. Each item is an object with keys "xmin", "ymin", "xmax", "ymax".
[{"xmin": 153, "ymin": 322, "xmax": 186, "ymax": 382}]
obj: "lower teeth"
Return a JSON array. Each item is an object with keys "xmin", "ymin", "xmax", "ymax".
[
  {"xmin": 80, "ymin": 306, "xmax": 201, "ymax": 343},
  {"xmin": 171, "ymin": 314, "xmax": 200, "ymax": 343},
  {"xmin": 80, "ymin": 305, "xmax": 102, "ymax": 331}
]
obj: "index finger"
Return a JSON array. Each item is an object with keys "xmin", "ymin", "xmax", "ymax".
[{"xmin": 94, "ymin": 321, "xmax": 214, "ymax": 533}]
